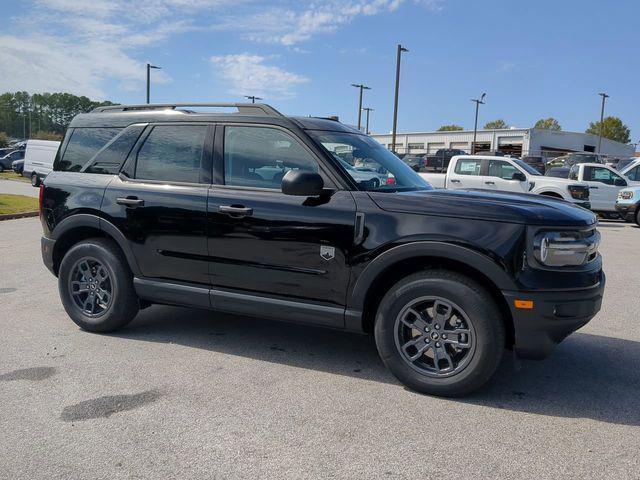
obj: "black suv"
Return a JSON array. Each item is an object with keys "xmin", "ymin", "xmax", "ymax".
[{"xmin": 40, "ymin": 103, "xmax": 605, "ymax": 396}]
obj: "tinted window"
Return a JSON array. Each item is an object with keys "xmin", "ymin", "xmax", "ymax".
[
  {"xmin": 488, "ymin": 160, "xmax": 519, "ymax": 180},
  {"xmin": 57, "ymin": 128, "xmax": 121, "ymax": 172},
  {"xmin": 135, "ymin": 125, "xmax": 206, "ymax": 183},
  {"xmin": 224, "ymin": 126, "xmax": 318, "ymax": 189},
  {"xmin": 85, "ymin": 126, "xmax": 145, "ymax": 174},
  {"xmin": 454, "ymin": 159, "xmax": 481, "ymax": 176},
  {"xmin": 626, "ymin": 166, "xmax": 640, "ymax": 181}
]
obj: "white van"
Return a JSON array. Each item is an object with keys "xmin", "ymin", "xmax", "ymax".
[{"xmin": 23, "ymin": 139, "xmax": 61, "ymax": 186}]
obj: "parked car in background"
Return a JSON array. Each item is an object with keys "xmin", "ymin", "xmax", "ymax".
[
  {"xmin": 615, "ymin": 186, "xmax": 640, "ymax": 224},
  {"xmin": 567, "ymin": 163, "xmax": 638, "ymax": 215},
  {"xmin": 545, "ymin": 167, "xmax": 570, "ymax": 179},
  {"xmin": 402, "ymin": 154, "xmax": 427, "ymax": 172},
  {"xmin": 614, "ymin": 158, "xmax": 636, "ymax": 171},
  {"xmin": 420, "ymin": 155, "xmax": 591, "ymax": 207},
  {"xmin": 619, "ymin": 158, "xmax": 640, "ymax": 180},
  {"xmin": 423, "ymin": 148, "xmax": 466, "ymax": 173},
  {"xmin": 546, "ymin": 152, "xmax": 605, "ymax": 169},
  {"xmin": 0, "ymin": 149, "xmax": 25, "ymax": 172},
  {"xmin": 23, "ymin": 139, "xmax": 61, "ymax": 186},
  {"xmin": 12, "ymin": 159, "xmax": 24, "ymax": 175},
  {"xmin": 521, "ymin": 155, "xmax": 546, "ymax": 174}
]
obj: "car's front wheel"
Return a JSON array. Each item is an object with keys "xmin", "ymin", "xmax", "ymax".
[
  {"xmin": 635, "ymin": 208, "xmax": 640, "ymax": 227},
  {"xmin": 375, "ymin": 270, "xmax": 505, "ymax": 396},
  {"xmin": 58, "ymin": 238, "xmax": 139, "ymax": 332}
]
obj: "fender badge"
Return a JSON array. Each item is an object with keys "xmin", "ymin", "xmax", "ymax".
[{"xmin": 320, "ymin": 245, "xmax": 335, "ymax": 260}]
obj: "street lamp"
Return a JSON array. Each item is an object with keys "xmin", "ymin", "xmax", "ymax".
[
  {"xmin": 597, "ymin": 92, "xmax": 609, "ymax": 154},
  {"xmin": 146, "ymin": 63, "xmax": 161, "ymax": 104},
  {"xmin": 244, "ymin": 95, "xmax": 263, "ymax": 103},
  {"xmin": 471, "ymin": 93, "xmax": 486, "ymax": 154},
  {"xmin": 351, "ymin": 83, "xmax": 371, "ymax": 131},
  {"xmin": 390, "ymin": 44, "xmax": 409, "ymax": 154},
  {"xmin": 362, "ymin": 107, "xmax": 374, "ymax": 135}
]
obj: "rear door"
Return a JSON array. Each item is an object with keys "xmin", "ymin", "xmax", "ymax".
[
  {"xmin": 102, "ymin": 123, "xmax": 212, "ymax": 285},
  {"xmin": 583, "ymin": 165, "xmax": 626, "ymax": 211},
  {"xmin": 447, "ymin": 157, "xmax": 484, "ymax": 189},
  {"xmin": 484, "ymin": 159, "xmax": 529, "ymax": 193}
]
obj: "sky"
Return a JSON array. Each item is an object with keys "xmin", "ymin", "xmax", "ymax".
[{"xmin": 1, "ymin": 0, "xmax": 638, "ymax": 138}]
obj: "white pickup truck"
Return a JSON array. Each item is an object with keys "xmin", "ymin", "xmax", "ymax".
[
  {"xmin": 566, "ymin": 162, "xmax": 639, "ymax": 214},
  {"xmin": 420, "ymin": 155, "xmax": 591, "ymax": 208}
]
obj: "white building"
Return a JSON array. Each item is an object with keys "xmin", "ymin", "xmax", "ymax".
[{"xmin": 371, "ymin": 128, "xmax": 634, "ymax": 159}]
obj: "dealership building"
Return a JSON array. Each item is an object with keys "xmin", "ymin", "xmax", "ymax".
[{"xmin": 371, "ymin": 128, "xmax": 635, "ymax": 159}]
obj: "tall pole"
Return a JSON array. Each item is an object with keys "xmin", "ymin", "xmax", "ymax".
[
  {"xmin": 363, "ymin": 107, "xmax": 374, "ymax": 135},
  {"xmin": 597, "ymin": 92, "xmax": 609, "ymax": 154},
  {"xmin": 244, "ymin": 95, "xmax": 263, "ymax": 103},
  {"xmin": 146, "ymin": 63, "xmax": 161, "ymax": 104},
  {"xmin": 351, "ymin": 83, "xmax": 371, "ymax": 131},
  {"xmin": 471, "ymin": 93, "xmax": 486, "ymax": 154},
  {"xmin": 391, "ymin": 44, "xmax": 408, "ymax": 154}
]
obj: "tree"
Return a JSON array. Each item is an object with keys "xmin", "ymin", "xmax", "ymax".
[
  {"xmin": 437, "ymin": 124, "xmax": 464, "ymax": 131},
  {"xmin": 483, "ymin": 119, "xmax": 508, "ymax": 129},
  {"xmin": 534, "ymin": 118, "xmax": 561, "ymax": 131},
  {"xmin": 585, "ymin": 116, "xmax": 631, "ymax": 144},
  {"xmin": 32, "ymin": 131, "xmax": 63, "ymax": 141},
  {"xmin": 0, "ymin": 132, "xmax": 9, "ymax": 148}
]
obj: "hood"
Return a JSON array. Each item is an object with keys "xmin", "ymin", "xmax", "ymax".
[{"xmin": 369, "ymin": 188, "xmax": 596, "ymax": 227}]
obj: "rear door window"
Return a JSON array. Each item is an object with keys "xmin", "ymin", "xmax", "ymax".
[
  {"xmin": 56, "ymin": 128, "xmax": 121, "ymax": 172},
  {"xmin": 454, "ymin": 159, "xmax": 482, "ymax": 176},
  {"xmin": 135, "ymin": 125, "xmax": 207, "ymax": 183},
  {"xmin": 85, "ymin": 126, "xmax": 145, "ymax": 174}
]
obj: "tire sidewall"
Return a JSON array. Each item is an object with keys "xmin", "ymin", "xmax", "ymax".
[{"xmin": 375, "ymin": 273, "xmax": 504, "ymax": 396}]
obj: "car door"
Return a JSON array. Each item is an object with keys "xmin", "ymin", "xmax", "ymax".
[
  {"xmin": 102, "ymin": 123, "xmax": 213, "ymax": 285},
  {"xmin": 448, "ymin": 158, "xmax": 484, "ymax": 189},
  {"xmin": 583, "ymin": 165, "xmax": 625, "ymax": 211},
  {"xmin": 484, "ymin": 159, "xmax": 529, "ymax": 193},
  {"xmin": 207, "ymin": 124, "xmax": 356, "ymax": 323}
]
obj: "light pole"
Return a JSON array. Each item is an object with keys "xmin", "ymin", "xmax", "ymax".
[
  {"xmin": 362, "ymin": 107, "xmax": 374, "ymax": 134},
  {"xmin": 471, "ymin": 93, "xmax": 486, "ymax": 154},
  {"xmin": 146, "ymin": 63, "xmax": 161, "ymax": 104},
  {"xmin": 244, "ymin": 95, "xmax": 263, "ymax": 103},
  {"xmin": 391, "ymin": 44, "xmax": 408, "ymax": 154},
  {"xmin": 597, "ymin": 92, "xmax": 609, "ymax": 154},
  {"xmin": 351, "ymin": 83, "xmax": 371, "ymax": 131}
]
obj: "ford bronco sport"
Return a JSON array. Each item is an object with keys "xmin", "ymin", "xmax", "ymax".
[{"xmin": 40, "ymin": 103, "xmax": 605, "ymax": 396}]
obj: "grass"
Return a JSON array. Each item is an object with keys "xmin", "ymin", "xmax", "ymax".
[
  {"xmin": 0, "ymin": 194, "xmax": 38, "ymax": 215},
  {"xmin": 0, "ymin": 171, "xmax": 30, "ymax": 182}
]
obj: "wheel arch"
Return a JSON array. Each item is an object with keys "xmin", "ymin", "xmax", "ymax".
[
  {"xmin": 50, "ymin": 214, "xmax": 141, "ymax": 277},
  {"xmin": 348, "ymin": 242, "xmax": 516, "ymax": 347}
]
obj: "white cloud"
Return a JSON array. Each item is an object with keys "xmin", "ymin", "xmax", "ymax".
[{"xmin": 210, "ymin": 54, "xmax": 308, "ymax": 99}]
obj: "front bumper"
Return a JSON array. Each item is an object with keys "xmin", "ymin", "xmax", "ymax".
[
  {"xmin": 615, "ymin": 202, "xmax": 638, "ymax": 222},
  {"xmin": 502, "ymin": 272, "xmax": 605, "ymax": 360},
  {"xmin": 41, "ymin": 236, "xmax": 56, "ymax": 276}
]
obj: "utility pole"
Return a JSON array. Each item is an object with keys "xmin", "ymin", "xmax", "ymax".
[
  {"xmin": 391, "ymin": 44, "xmax": 408, "ymax": 154},
  {"xmin": 362, "ymin": 107, "xmax": 374, "ymax": 135},
  {"xmin": 351, "ymin": 84, "xmax": 371, "ymax": 131},
  {"xmin": 244, "ymin": 95, "xmax": 263, "ymax": 103},
  {"xmin": 597, "ymin": 92, "xmax": 609, "ymax": 154},
  {"xmin": 471, "ymin": 93, "xmax": 486, "ymax": 154},
  {"xmin": 146, "ymin": 63, "xmax": 161, "ymax": 104}
]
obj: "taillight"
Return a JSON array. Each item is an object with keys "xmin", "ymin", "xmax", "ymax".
[
  {"xmin": 386, "ymin": 176, "xmax": 396, "ymax": 185},
  {"xmin": 38, "ymin": 184, "xmax": 44, "ymax": 217}
]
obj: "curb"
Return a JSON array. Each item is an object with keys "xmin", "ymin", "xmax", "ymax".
[{"xmin": 0, "ymin": 211, "xmax": 39, "ymax": 221}]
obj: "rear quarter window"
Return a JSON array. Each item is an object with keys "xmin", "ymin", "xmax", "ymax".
[{"xmin": 55, "ymin": 127, "xmax": 121, "ymax": 172}]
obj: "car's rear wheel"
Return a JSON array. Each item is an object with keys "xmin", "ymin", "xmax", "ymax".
[
  {"xmin": 374, "ymin": 270, "xmax": 505, "ymax": 396},
  {"xmin": 58, "ymin": 238, "xmax": 139, "ymax": 332},
  {"xmin": 635, "ymin": 208, "xmax": 640, "ymax": 227},
  {"xmin": 31, "ymin": 173, "xmax": 39, "ymax": 187}
]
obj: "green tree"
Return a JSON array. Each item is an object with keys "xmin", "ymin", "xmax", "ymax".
[
  {"xmin": 437, "ymin": 124, "xmax": 464, "ymax": 132},
  {"xmin": 585, "ymin": 116, "xmax": 631, "ymax": 144},
  {"xmin": 483, "ymin": 119, "xmax": 508, "ymax": 129},
  {"xmin": 534, "ymin": 117, "xmax": 561, "ymax": 130},
  {"xmin": 0, "ymin": 132, "xmax": 9, "ymax": 148}
]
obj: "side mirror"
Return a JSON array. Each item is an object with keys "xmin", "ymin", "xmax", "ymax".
[
  {"xmin": 512, "ymin": 172, "xmax": 527, "ymax": 181},
  {"xmin": 282, "ymin": 170, "xmax": 324, "ymax": 196},
  {"xmin": 614, "ymin": 178, "xmax": 626, "ymax": 187}
]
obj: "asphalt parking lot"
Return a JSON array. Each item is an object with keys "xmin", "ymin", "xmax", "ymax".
[{"xmin": 0, "ymin": 216, "xmax": 638, "ymax": 480}]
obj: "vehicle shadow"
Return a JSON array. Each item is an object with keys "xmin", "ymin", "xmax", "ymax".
[{"xmin": 111, "ymin": 305, "xmax": 640, "ymax": 427}]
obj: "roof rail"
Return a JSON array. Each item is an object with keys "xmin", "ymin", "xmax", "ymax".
[{"xmin": 91, "ymin": 103, "xmax": 283, "ymax": 117}]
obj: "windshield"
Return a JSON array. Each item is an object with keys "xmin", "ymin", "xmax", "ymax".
[
  {"xmin": 513, "ymin": 159, "xmax": 541, "ymax": 176},
  {"xmin": 309, "ymin": 131, "xmax": 432, "ymax": 192}
]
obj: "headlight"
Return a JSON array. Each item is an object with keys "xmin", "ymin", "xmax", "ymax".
[
  {"xmin": 568, "ymin": 185, "xmax": 589, "ymax": 200},
  {"xmin": 532, "ymin": 229, "xmax": 600, "ymax": 267},
  {"xmin": 618, "ymin": 191, "xmax": 634, "ymax": 200}
]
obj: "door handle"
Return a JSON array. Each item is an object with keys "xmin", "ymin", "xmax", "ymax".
[
  {"xmin": 219, "ymin": 205, "xmax": 253, "ymax": 217},
  {"xmin": 589, "ymin": 186, "xmax": 599, "ymax": 189},
  {"xmin": 116, "ymin": 196, "xmax": 145, "ymax": 207},
  {"xmin": 484, "ymin": 181, "xmax": 495, "ymax": 185},
  {"xmin": 450, "ymin": 179, "xmax": 461, "ymax": 183}
]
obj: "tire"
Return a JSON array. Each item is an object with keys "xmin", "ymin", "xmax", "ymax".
[
  {"xmin": 636, "ymin": 208, "xmax": 640, "ymax": 227},
  {"xmin": 58, "ymin": 238, "xmax": 139, "ymax": 332},
  {"xmin": 374, "ymin": 270, "xmax": 505, "ymax": 397},
  {"xmin": 0, "ymin": 165, "xmax": 4, "ymax": 172},
  {"xmin": 31, "ymin": 173, "xmax": 40, "ymax": 187}
]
